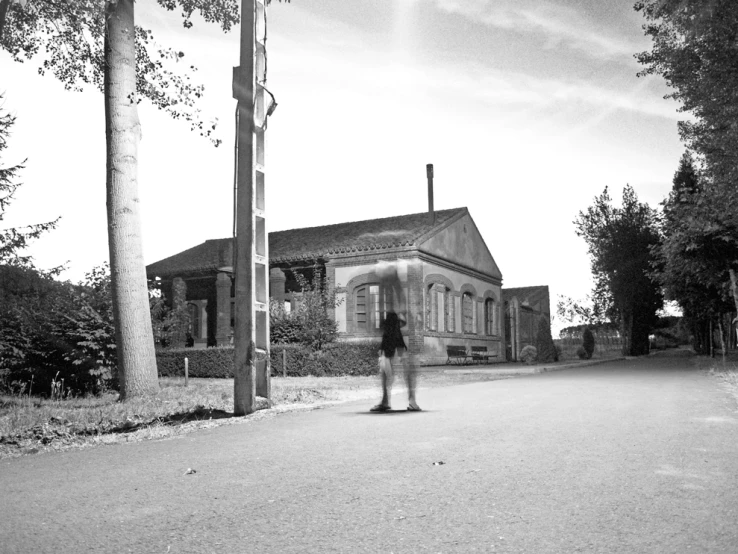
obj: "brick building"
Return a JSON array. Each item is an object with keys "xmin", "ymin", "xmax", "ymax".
[
  {"xmin": 146, "ymin": 207, "xmax": 506, "ymax": 365},
  {"xmin": 502, "ymin": 286, "xmax": 551, "ymax": 361}
]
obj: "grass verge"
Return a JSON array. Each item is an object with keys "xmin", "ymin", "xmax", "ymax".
[
  {"xmin": 702, "ymin": 350, "xmax": 738, "ymax": 406},
  {"xmin": 0, "ymin": 371, "xmax": 512, "ymax": 460}
]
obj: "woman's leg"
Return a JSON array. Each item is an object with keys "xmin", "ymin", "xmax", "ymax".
[
  {"xmin": 372, "ymin": 354, "xmax": 394, "ymax": 410},
  {"xmin": 399, "ymin": 348, "xmax": 420, "ymax": 409},
  {"xmin": 380, "ymin": 361, "xmax": 393, "ymax": 407}
]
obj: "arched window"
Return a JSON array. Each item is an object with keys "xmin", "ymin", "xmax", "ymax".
[
  {"xmin": 355, "ymin": 284, "xmax": 389, "ymax": 331},
  {"xmin": 485, "ymin": 298, "xmax": 495, "ymax": 335},
  {"xmin": 427, "ymin": 283, "xmax": 452, "ymax": 332},
  {"xmin": 462, "ymin": 293, "xmax": 474, "ymax": 334}
]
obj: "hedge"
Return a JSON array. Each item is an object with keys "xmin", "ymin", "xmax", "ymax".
[
  {"xmin": 155, "ymin": 341, "xmax": 381, "ymax": 379},
  {"xmin": 156, "ymin": 346, "xmax": 235, "ymax": 378}
]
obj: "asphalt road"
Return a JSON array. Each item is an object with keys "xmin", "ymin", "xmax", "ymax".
[{"xmin": 2, "ymin": 351, "xmax": 737, "ymax": 554}]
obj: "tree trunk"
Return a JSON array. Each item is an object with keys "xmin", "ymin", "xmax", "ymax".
[
  {"xmin": 729, "ymin": 268, "xmax": 738, "ymax": 314},
  {"xmin": 718, "ymin": 316, "xmax": 726, "ymax": 365},
  {"xmin": 0, "ymin": 0, "xmax": 10, "ymax": 41},
  {"xmin": 729, "ymin": 268, "xmax": 738, "ymax": 349},
  {"xmin": 620, "ymin": 310, "xmax": 633, "ymax": 356},
  {"xmin": 104, "ymin": 0, "xmax": 159, "ymax": 399},
  {"xmin": 709, "ymin": 319, "xmax": 714, "ymax": 358}
]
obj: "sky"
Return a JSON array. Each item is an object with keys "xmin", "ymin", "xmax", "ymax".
[{"xmin": 1, "ymin": 0, "xmax": 684, "ymax": 332}]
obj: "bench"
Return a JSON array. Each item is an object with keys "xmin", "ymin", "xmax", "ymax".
[
  {"xmin": 471, "ymin": 346, "xmax": 498, "ymax": 364},
  {"xmin": 446, "ymin": 345, "xmax": 473, "ymax": 365}
]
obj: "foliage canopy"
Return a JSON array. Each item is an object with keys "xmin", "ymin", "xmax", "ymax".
[{"xmin": 574, "ymin": 185, "xmax": 663, "ymax": 356}]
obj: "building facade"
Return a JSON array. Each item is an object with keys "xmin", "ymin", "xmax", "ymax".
[
  {"xmin": 146, "ymin": 207, "xmax": 508, "ymax": 364},
  {"xmin": 502, "ymin": 286, "xmax": 551, "ymax": 361}
]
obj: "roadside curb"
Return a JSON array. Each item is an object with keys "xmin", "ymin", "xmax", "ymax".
[
  {"xmin": 534, "ymin": 357, "xmax": 626, "ymax": 373},
  {"xmin": 443, "ymin": 357, "xmax": 627, "ymax": 376}
]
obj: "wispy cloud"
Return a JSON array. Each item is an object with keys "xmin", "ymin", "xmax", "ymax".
[
  {"xmin": 435, "ymin": 0, "xmax": 645, "ymax": 62},
  {"xmin": 274, "ymin": 28, "xmax": 680, "ymax": 126}
]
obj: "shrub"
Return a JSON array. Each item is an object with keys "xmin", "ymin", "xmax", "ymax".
[
  {"xmin": 651, "ymin": 332, "xmax": 680, "ymax": 350},
  {"xmin": 268, "ymin": 344, "xmax": 319, "ymax": 377},
  {"xmin": 271, "ymin": 341, "xmax": 380, "ymax": 377},
  {"xmin": 156, "ymin": 346, "xmax": 235, "ymax": 378},
  {"xmin": 576, "ymin": 346, "xmax": 588, "ymax": 359},
  {"xmin": 582, "ymin": 328, "xmax": 595, "ymax": 359},
  {"xmin": 314, "ymin": 341, "xmax": 381, "ymax": 376},
  {"xmin": 270, "ymin": 268, "xmax": 344, "ymax": 350},
  {"xmin": 519, "ymin": 345, "xmax": 537, "ymax": 364},
  {"xmin": 269, "ymin": 301, "xmax": 303, "ymax": 344},
  {"xmin": 150, "ymin": 287, "xmax": 190, "ymax": 348},
  {"xmin": 651, "ymin": 329, "xmax": 681, "ymax": 350},
  {"xmin": 535, "ymin": 317, "xmax": 558, "ymax": 363},
  {"xmin": 0, "ymin": 265, "xmax": 117, "ymax": 396},
  {"xmin": 156, "ymin": 341, "xmax": 382, "ymax": 379}
]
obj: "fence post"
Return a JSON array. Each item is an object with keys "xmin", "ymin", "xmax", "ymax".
[
  {"xmin": 282, "ymin": 349, "xmax": 286, "ymax": 378},
  {"xmin": 185, "ymin": 357, "xmax": 189, "ymax": 387}
]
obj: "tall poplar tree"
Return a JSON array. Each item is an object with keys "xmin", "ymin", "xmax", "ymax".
[
  {"xmin": 636, "ymin": 0, "xmax": 738, "ymax": 317},
  {"xmin": 653, "ymin": 153, "xmax": 734, "ymax": 353}
]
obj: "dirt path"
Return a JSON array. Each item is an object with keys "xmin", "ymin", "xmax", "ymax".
[{"xmin": 1, "ymin": 351, "xmax": 737, "ymax": 553}]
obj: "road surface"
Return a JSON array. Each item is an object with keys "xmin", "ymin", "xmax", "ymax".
[{"xmin": 1, "ymin": 351, "xmax": 737, "ymax": 553}]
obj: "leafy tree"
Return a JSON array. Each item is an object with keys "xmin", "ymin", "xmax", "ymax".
[
  {"xmin": 1, "ymin": 0, "xmax": 244, "ymax": 399},
  {"xmin": 556, "ymin": 294, "xmax": 609, "ymax": 327},
  {"xmin": 574, "ymin": 185, "xmax": 663, "ymax": 356},
  {"xmin": 636, "ymin": 0, "xmax": 738, "ymax": 186},
  {"xmin": 0, "ymin": 93, "xmax": 58, "ymax": 268},
  {"xmin": 637, "ymin": 0, "xmax": 738, "ymax": 320},
  {"xmin": 652, "ymin": 152, "xmax": 736, "ymax": 354}
]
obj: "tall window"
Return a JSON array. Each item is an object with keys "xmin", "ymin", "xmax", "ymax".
[
  {"xmin": 445, "ymin": 290, "xmax": 454, "ymax": 333},
  {"xmin": 485, "ymin": 298, "xmax": 495, "ymax": 335},
  {"xmin": 426, "ymin": 284, "xmax": 437, "ymax": 331},
  {"xmin": 355, "ymin": 284, "xmax": 388, "ymax": 331},
  {"xmin": 462, "ymin": 293, "xmax": 474, "ymax": 334},
  {"xmin": 427, "ymin": 284, "xmax": 452, "ymax": 332}
]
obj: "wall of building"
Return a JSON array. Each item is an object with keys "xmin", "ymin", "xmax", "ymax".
[
  {"xmin": 506, "ymin": 300, "xmax": 542, "ymax": 361},
  {"xmin": 418, "ymin": 213, "xmax": 502, "ymax": 280},
  {"xmin": 419, "ymin": 259, "xmax": 504, "ymax": 365},
  {"xmin": 333, "ymin": 257, "xmax": 413, "ymax": 340},
  {"xmin": 329, "ymin": 247, "xmax": 505, "ymax": 366}
]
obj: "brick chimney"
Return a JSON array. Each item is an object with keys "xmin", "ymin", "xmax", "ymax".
[{"xmin": 427, "ymin": 163, "xmax": 435, "ymax": 225}]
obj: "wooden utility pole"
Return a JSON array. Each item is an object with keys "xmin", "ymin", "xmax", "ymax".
[{"xmin": 233, "ymin": 0, "xmax": 272, "ymax": 415}]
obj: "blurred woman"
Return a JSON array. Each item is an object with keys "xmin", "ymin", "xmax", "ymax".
[{"xmin": 370, "ymin": 261, "xmax": 421, "ymax": 412}]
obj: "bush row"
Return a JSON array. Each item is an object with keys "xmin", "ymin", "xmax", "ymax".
[
  {"xmin": 155, "ymin": 341, "xmax": 382, "ymax": 379},
  {"xmin": 156, "ymin": 346, "xmax": 236, "ymax": 378}
]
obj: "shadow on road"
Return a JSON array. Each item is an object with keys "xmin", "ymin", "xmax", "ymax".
[{"xmin": 343, "ymin": 410, "xmax": 433, "ymax": 416}]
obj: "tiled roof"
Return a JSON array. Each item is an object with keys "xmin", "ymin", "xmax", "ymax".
[
  {"xmin": 147, "ymin": 208, "xmax": 467, "ymax": 279},
  {"xmin": 503, "ymin": 286, "xmax": 550, "ymax": 313},
  {"xmin": 146, "ymin": 239, "xmax": 233, "ymax": 279}
]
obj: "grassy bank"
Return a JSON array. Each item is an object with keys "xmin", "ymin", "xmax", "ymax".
[
  {"xmin": 703, "ymin": 351, "xmax": 738, "ymax": 405},
  {"xmin": 0, "ymin": 371, "xmax": 512, "ymax": 459}
]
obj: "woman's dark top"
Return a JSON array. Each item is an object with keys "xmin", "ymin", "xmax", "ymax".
[{"xmin": 380, "ymin": 312, "xmax": 406, "ymax": 358}]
